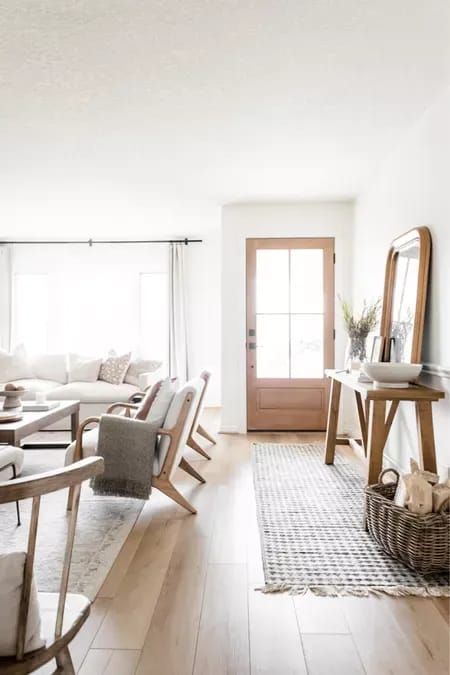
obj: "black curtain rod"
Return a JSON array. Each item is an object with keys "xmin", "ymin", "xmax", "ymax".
[{"xmin": 0, "ymin": 237, "xmax": 202, "ymax": 246}]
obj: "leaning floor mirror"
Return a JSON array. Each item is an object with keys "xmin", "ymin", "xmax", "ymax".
[{"xmin": 380, "ymin": 226, "xmax": 431, "ymax": 363}]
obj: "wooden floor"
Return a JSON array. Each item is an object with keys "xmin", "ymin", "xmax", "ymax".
[{"xmin": 38, "ymin": 411, "xmax": 449, "ymax": 675}]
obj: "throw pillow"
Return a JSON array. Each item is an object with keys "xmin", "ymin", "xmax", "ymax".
[
  {"xmin": 0, "ymin": 345, "xmax": 30, "ymax": 382},
  {"xmin": 124, "ymin": 359, "xmax": 163, "ymax": 386},
  {"xmin": 32, "ymin": 354, "xmax": 67, "ymax": 383},
  {"xmin": 136, "ymin": 377, "xmax": 176, "ymax": 426},
  {"xmin": 0, "ymin": 551, "xmax": 45, "ymax": 656},
  {"xmin": 68, "ymin": 354, "xmax": 102, "ymax": 383},
  {"xmin": 99, "ymin": 352, "xmax": 131, "ymax": 385}
]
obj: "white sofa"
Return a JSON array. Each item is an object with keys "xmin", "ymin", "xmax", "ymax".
[{"xmin": 0, "ymin": 350, "xmax": 163, "ymax": 428}]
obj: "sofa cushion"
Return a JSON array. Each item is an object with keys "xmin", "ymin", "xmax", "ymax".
[
  {"xmin": 68, "ymin": 354, "xmax": 102, "ymax": 383},
  {"xmin": 31, "ymin": 354, "xmax": 67, "ymax": 383},
  {"xmin": 0, "ymin": 345, "xmax": 30, "ymax": 382},
  {"xmin": 0, "ymin": 551, "xmax": 45, "ymax": 656},
  {"xmin": 125, "ymin": 359, "xmax": 162, "ymax": 386},
  {"xmin": 99, "ymin": 353, "xmax": 131, "ymax": 385},
  {"xmin": 0, "ymin": 379, "xmax": 62, "ymax": 400},
  {"xmin": 48, "ymin": 380, "xmax": 138, "ymax": 404}
]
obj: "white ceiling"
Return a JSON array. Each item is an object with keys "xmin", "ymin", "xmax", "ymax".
[{"xmin": 1, "ymin": 0, "xmax": 449, "ymax": 235}]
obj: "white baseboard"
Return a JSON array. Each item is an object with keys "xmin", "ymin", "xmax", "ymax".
[{"xmin": 219, "ymin": 425, "xmax": 241, "ymax": 434}]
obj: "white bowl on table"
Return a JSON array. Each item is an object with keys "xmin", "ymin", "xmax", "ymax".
[{"xmin": 361, "ymin": 363, "xmax": 423, "ymax": 389}]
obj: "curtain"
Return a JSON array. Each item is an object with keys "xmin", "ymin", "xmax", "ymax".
[
  {"xmin": 0, "ymin": 244, "xmax": 12, "ymax": 350},
  {"xmin": 169, "ymin": 242, "xmax": 189, "ymax": 382}
]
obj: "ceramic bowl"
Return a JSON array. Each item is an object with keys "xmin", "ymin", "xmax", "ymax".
[{"xmin": 361, "ymin": 362, "xmax": 423, "ymax": 388}]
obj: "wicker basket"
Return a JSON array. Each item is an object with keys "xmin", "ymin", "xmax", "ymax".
[{"xmin": 365, "ymin": 469, "xmax": 450, "ymax": 575}]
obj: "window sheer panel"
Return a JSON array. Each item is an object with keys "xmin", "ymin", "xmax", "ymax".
[
  {"xmin": 12, "ymin": 274, "xmax": 49, "ymax": 353},
  {"xmin": 140, "ymin": 273, "xmax": 169, "ymax": 368}
]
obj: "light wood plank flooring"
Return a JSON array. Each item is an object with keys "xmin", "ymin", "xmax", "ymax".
[{"xmin": 37, "ymin": 411, "xmax": 449, "ymax": 674}]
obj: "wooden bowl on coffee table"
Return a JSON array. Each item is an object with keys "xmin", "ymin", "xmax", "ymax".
[{"xmin": 0, "ymin": 385, "xmax": 27, "ymax": 410}]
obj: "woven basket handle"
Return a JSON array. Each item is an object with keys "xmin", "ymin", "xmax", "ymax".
[
  {"xmin": 378, "ymin": 468, "xmax": 400, "ymax": 486},
  {"xmin": 438, "ymin": 497, "xmax": 450, "ymax": 516}
]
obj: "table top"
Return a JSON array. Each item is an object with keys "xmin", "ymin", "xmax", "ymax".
[
  {"xmin": 325, "ymin": 369, "xmax": 445, "ymax": 401},
  {"xmin": 0, "ymin": 400, "xmax": 80, "ymax": 432}
]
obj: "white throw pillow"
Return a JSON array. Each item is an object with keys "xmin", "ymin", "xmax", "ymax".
[
  {"xmin": 99, "ymin": 352, "xmax": 131, "ymax": 385},
  {"xmin": 0, "ymin": 345, "xmax": 30, "ymax": 382},
  {"xmin": 146, "ymin": 377, "xmax": 177, "ymax": 427},
  {"xmin": 124, "ymin": 359, "xmax": 162, "ymax": 386},
  {"xmin": 32, "ymin": 354, "xmax": 67, "ymax": 383},
  {"xmin": 0, "ymin": 551, "xmax": 45, "ymax": 656},
  {"xmin": 68, "ymin": 354, "xmax": 102, "ymax": 383}
]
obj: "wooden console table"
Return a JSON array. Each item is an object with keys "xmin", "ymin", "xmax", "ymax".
[{"xmin": 324, "ymin": 370, "xmax": 445, "ymax": 484}]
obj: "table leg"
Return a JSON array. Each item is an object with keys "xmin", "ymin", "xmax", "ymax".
[
  {"xmin": 415, "ymin": 401, "xmax": 437, "ymax": 473},
  {"xmin": 367, "ymin": 400, "xmax": 387, "ymax": 485},
  {"xmin": 325, "ymin": 379, "xmax": 342, "ymax": 465},
  {"xmin": 71, "ymin": 409, "xmax": 80, "ymax": 443}
]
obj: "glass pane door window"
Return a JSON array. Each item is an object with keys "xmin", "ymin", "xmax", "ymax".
[{"xmin": 255, "ymin": 248, "xmax": 324, "ymax": 378}]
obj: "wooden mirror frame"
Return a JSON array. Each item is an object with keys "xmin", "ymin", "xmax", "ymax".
[{"xmin": 380, "ymin": 226, "xmax": 431, "ymax": 363}]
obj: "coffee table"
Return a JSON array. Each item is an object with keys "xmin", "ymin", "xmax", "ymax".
[{"xmin": 0, "ymin": 400, "xmax": 80, "ymax": 447}]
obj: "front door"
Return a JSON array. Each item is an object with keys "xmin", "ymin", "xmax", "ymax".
[{"xmin": 246, "ymin": 237, "xmax": 335, "ymax": 430}]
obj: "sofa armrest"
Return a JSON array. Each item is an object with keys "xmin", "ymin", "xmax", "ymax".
[{"xmin": 138, "ymin": 368, "xmax": 164, "ymax": 391}]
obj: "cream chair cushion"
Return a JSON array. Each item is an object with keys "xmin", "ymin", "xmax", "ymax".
[
  {"xmin": 153, "ymin": 378, "xmax": 203, "ymax": 476},
  {"xmin": 0, "ymin": 446, "xmax": 25, "ymax": 482},
  {"xmin": 0, "ymin": 551, "xmax": 45, "ymax": 656}
]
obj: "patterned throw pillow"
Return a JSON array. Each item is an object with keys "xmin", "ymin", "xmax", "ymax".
[{"xmin": 99, "ymin": 352, "xmax": 131, "ymax": 385}]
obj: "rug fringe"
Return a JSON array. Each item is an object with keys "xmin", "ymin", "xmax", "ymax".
[{"xmin": 255, "ymin": 583, "xmax": 450, "ymax": 598}]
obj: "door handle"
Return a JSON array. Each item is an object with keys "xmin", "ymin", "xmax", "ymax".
[{"xmin": 247, "ymin": 343, "xmax": 263, "ymax": 350}]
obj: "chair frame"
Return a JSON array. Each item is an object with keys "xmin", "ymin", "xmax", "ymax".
[
  {"xmin": 0, "ymin": 457, "xmax": 104, "ymax": 674},
  {"xmin": 68, "ymin": 388, "xmax": 204, "ymax": 515}
]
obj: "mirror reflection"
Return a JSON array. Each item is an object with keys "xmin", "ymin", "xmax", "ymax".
[{"xmin": 390, "ymin": 240, "xmax": 419, "ymax": 362}]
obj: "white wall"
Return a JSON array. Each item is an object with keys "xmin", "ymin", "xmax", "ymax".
[
  {"xmin": 353, "ymin": 87, "xmax": 450, "ymax": 475},
  {"xmin": 221, "ymin": 202, "xmax": 354, "ymax": 433}
]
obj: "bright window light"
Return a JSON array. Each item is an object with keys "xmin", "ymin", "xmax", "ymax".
[
  {"xmin": 139, "ymin": 273, "xmax": 169, "ymax": 368},
  {"xmin": 13, "ymin": 274, "xmax": 49, "ymax": 354}
]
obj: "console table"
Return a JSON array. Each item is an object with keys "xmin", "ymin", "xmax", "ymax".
[{"xmin": 324, "ymin": 370, "xmax": 445, "ymax": 484}]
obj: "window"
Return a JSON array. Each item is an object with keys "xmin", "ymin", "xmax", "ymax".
[
  {"xmin": 139, "ymin": 273, "xmax": 169, "ymax": 367},
  {"xmin": 12, "ymin": 274, "xmax": 49, "ymax": 353}
]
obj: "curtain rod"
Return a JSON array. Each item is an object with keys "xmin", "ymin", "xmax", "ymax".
[{"xmin": 0, "ymin": 237, "xmax": 202, "ymax": 246}]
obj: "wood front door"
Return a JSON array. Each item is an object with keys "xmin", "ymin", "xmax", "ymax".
[{"xmin": 246, "ymin": 237, "xmax": 335, "ymax": 430}]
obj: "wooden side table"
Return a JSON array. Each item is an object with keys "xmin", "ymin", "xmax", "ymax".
[{"xmin": 324, "ymin": 370, "xmax": 445, "ymax": 484}]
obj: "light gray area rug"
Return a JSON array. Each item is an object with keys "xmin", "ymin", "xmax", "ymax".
[
  {"xmin": 0, "ymin": 448, "xmax": 143, "ymax": 600},
  {"xmin": 253, "ymin": 443, "xmax": 450, "ymax": 597}
]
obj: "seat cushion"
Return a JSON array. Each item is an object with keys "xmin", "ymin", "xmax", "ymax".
[
  {"xmin": 0, "ymin": 379, "xmax": 62, "ymax": 400},
  {"xmin": 0, "ymin": 552, "xmax": 45, "ymax": 656},
  {"xmin": 154, "ymin": 378, "xmax": 203, "ymax": 476},
  {"xmin": 48, "ymin": 381, "xmax": 138, "ymax": 404},
  {"xmin": 0, "ymin": 446, "xmax": 25, "ymax": 481},
  {"xmin": 65, "ymin": 428, "xmax": 99, "ymax": 465}
]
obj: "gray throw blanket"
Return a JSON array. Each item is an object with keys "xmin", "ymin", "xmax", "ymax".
[{"xmin": 91, "ymin": 414, "xmax": 157, "ymax": 500}]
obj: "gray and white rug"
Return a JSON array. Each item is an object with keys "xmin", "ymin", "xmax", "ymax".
[
  {"xmin": 0, "ymin": 449, "xmax": 143, "ymax": 600},
  {"xmin": 253, "ymin": 443, "xmax": 450, "ymax": 597}
]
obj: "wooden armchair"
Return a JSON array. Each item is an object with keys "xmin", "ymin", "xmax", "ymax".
[
  {"xmin": 130, "ymin": 372, "xmax": 216, "ymax": 460},
  {"xmin": 68, "ymin": 379, "xmax": 205, "ymax": 514},
  {"xmin": 0, "ymin": 457, "xmax": 104, "ymax": 674}
]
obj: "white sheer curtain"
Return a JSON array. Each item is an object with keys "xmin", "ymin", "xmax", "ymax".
[
  {"xmin": 0, "ymin": 244, "xmax": 12, "ymax": 350},
  {"xmin": 169, "ymin": 242, "xmax": 189, "ymax": 382}
]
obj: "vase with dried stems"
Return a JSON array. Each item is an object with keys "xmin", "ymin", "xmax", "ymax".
[{"xmin": 340, "ymin": 297, "xmax": 381, "ymax": 372}]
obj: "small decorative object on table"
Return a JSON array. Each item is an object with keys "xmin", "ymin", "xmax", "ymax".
[
  {"xmin": 0, "ymin": 383, "xmax": 26, "ymax": 410},
  {"xmin": 340, "ymin": 297, "xmax": 381, "ymax": 375},
  {"xmin": 365, "ymin": 462, "xmax": 450, "ymax": 574}
]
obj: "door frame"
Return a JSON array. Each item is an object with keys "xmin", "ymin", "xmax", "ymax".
[{"xmin": 246, "ymin": 237, "xmax": 335, "ymax": 430}]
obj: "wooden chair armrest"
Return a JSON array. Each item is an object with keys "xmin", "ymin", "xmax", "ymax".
[
  {"xmin": 74, "ymin": 416, "xmax": 101, "ymax": 462},
  {"xmin": 107, "ymin": 402, "xmax": 139, "ymax": 416},
  {"xmin": 157, "ymin": 428, "xmax": 174, "ymax": 438},
  {"xmin": 0, "ymin": 457, "xmax": 104, "ymax": 503}
]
